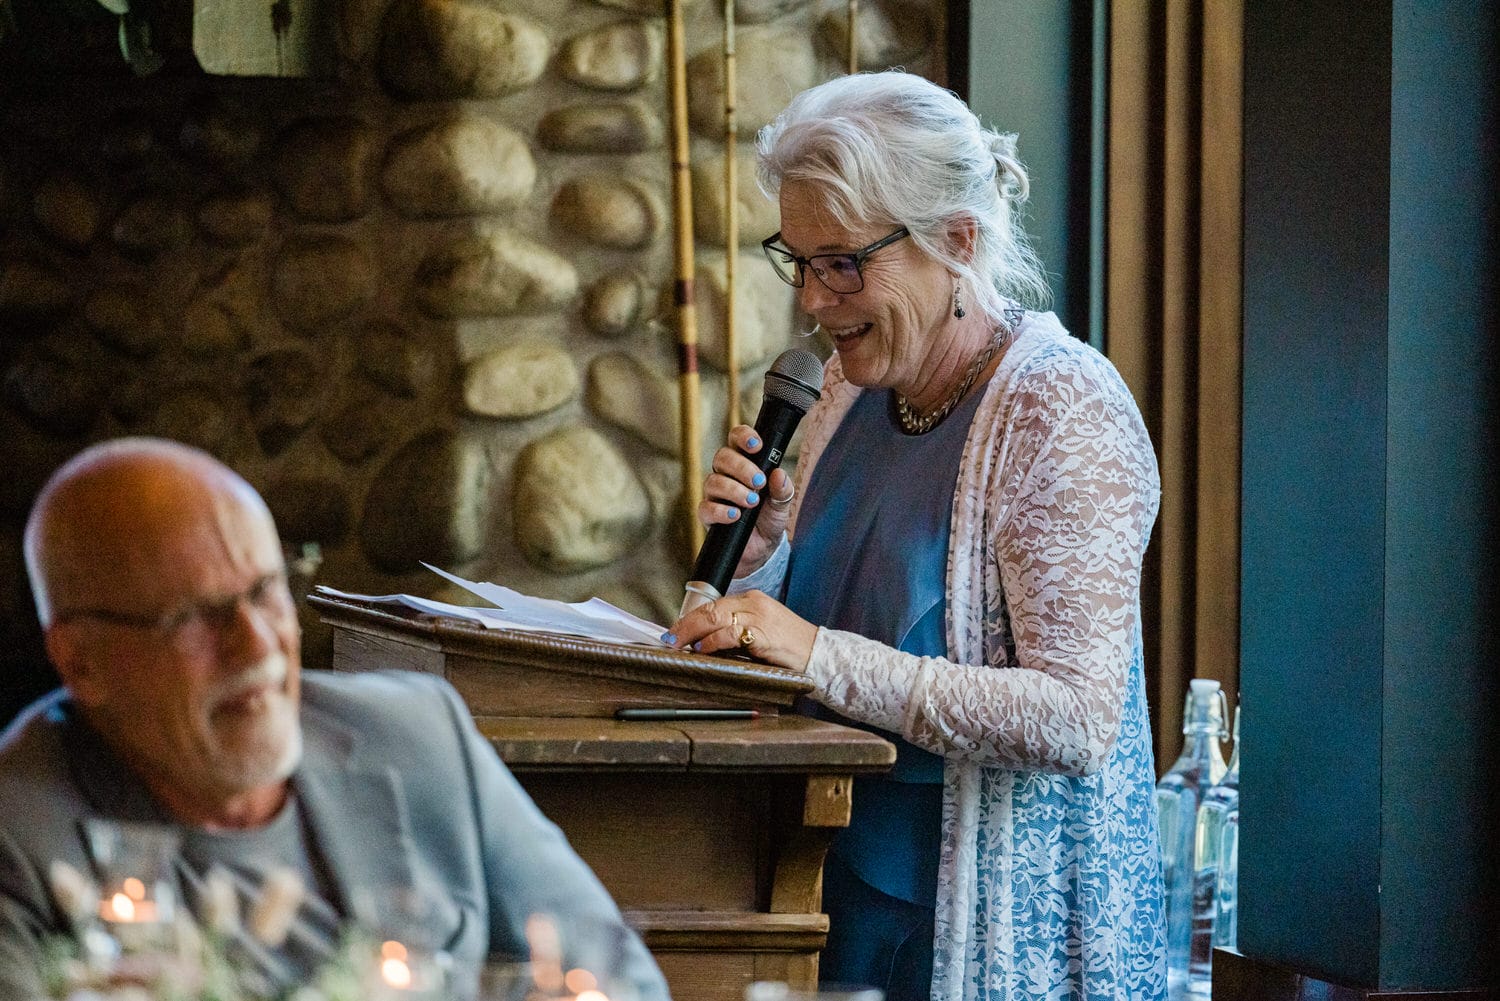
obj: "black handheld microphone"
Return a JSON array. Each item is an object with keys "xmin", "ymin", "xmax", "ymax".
[{"xmin": 680, "ymin": 348, "xmax": 825, "ymax": 617}]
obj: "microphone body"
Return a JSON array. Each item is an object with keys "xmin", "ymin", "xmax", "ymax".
[
  {"xmin": 680, "ymin": 349, "xmax": 824, "ymax": 617},
  {"xmin": 689, "ymin": 395, "xmax": 803, "ymax": 593}
]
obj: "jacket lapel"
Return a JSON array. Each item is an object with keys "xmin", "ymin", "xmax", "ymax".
[{"xmin": 283, "ymin": 701, "xmax": 419, "ymax": 925}]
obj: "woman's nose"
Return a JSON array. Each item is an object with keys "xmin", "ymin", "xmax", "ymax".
[{"xmin": 798, "ymin": 275, "xmax": 840, "ymax": 312}]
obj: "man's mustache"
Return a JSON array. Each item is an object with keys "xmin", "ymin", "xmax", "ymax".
[{"xmin": 206, "ymin": 655, "xmax": 289, "ymax": 713}]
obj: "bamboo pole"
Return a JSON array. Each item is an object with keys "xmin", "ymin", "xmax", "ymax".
[
  {"xmin": 847, "ymin": 0, "xmax": 859, "ymax": 74},
  {"xmin": 667, "ymin": 0, "xmax": 705, "ymax": 552},
  {"xmin": 722, "ymin": 0, "xmax": 740, "ymax": 433}
]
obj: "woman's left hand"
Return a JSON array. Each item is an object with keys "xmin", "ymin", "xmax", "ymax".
[{"xmin": 666, "ymin": 590, "xmax": 818, "ymax": 673}]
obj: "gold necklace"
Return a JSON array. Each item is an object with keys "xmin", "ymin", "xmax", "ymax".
[{"xmin": 894, "ymin": 329, "xmax": 1005, "ymax": 435}]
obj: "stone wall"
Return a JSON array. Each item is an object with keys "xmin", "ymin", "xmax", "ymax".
[{"xmin": 0, "ymin": 0, "xmax": 946, "ymax": 686}]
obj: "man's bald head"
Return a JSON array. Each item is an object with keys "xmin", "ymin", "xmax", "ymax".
[
  {"xmin": 23, "ymin": 438, "xmax": 303, "ymax": 829},
  {"xmin": 24, "ymin": 438, "xmax": 274, "ymax": 628}
]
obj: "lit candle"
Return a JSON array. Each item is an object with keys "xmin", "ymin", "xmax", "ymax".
[
  {"xmin": 100, "ymin": 890, "xmax": 157, "ymax": 923},
  {"xmin": 381, "ymin": 940, "xmax": 414, "ymax": 990},
  {"xmin": 381, "ymin": 957, "xmax": 414, "ymax": 990}
]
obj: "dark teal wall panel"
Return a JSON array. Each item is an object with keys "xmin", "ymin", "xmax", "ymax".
[
  {"xmin": 967, "ymin": 1, "xmax": 1097, "ymax": 343},
  {"xmin": 1382, "ymin": 0, "xmax": 1499, "ymax": 987},
  {"xmin": 1241, "ymin": 0, "xmax": 1499, "ymax": 990},
  {"xmin": 1240, "ymin": 0, "xmax": 1390, "ymax": 987}
]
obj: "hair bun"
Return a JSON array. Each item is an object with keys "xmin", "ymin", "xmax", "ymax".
[
  {"xmin": 988, "ymin": 131, "xmax": 1028, "ymax": 201},
  {"xmin": 989, "ymin": 131, "xmax": 1018, "ymax": 160}
]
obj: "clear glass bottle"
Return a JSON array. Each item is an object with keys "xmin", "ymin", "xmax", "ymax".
[
  {"xmin": 1188, "ymin": 702, "xmax": 1241, "ymax": 996},
  {"xmin": 1156, "ymin": 678, "xmax": 1229, "ymax": 998}
]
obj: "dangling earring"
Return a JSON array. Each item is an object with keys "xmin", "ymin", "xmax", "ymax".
[{"xmin": 952, "ymin": 281, "xmax": 965, "ymax": 319}]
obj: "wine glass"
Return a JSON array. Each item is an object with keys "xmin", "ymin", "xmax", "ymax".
[
  {"xmin": 475, "ymin": 913, "xmax": 639, "ymax": 1001},
  {"xmin": 352, "ymin": 883, "xmax": 456, "ymax": 1001},
  {"xmin": 475, "ymin": 957, "xmax": 541, "ymax": 1001},
  {"xmin": 83, "ymin": 819, "xmax": 181, "ymax": 952},
  {"xmin": 746, "ymin": 982, "xmax": 884, "ymax": 1001}
]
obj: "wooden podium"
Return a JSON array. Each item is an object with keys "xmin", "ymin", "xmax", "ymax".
[{"xmin": 308, "ymin": 595, "xmax": 895, "ymax": 1001}]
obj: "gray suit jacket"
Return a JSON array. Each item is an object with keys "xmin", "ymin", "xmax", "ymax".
[{"xmin": 0, "ymin": 669, "xmax": 669, "ymax": 1000}]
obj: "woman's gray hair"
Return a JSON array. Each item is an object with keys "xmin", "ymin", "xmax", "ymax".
[{"xmin": 756, "ymin": 71, "xmax": 1051, "ymax": 321}]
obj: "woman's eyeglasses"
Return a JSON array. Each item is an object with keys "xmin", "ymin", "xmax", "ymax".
[{"xmin": 760, "ymin": 227, "xmax": 910, "ymax": 295}]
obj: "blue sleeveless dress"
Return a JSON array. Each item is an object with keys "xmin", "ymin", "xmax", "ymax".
[{"xmin": 784, "ymin": 384, "xmax": 985, "ymax": 998}]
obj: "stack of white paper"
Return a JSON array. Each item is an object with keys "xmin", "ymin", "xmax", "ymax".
[{"xmin": 314, "ymin": 563, "xmax": 668, "ymax": 647}]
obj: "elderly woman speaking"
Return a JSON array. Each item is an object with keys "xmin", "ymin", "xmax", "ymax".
[{"xmin": 668, "ymin": 72, "xmax": 1166, "ymax": 1001}]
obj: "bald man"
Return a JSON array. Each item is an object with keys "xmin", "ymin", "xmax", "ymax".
[{"xmin": 0, "ymin": 438, "xmax": 669, "ymax": 999}]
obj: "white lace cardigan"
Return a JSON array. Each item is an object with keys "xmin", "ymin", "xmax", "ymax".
[{"xmin": 738, "ymin": 311, "xmax": 1168, "ymax": 1000}]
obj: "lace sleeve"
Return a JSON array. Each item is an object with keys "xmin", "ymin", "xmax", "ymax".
[{"xmin": 804, "ymin": 372, "xmax": 1159, "ymax": 776}]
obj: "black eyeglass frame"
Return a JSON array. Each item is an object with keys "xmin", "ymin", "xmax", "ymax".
[
  {"xmin": 760, "ymin": 226, "xmax": 911, "ymax": 295},
  {"xmin": 51, "ymin": 571, "xmax": 292, "ymax": 641}
]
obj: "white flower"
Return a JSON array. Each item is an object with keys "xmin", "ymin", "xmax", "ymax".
[
  {"xmin": 248, "ymin": 868, "xmax": 304, "ymax": 948},
  {"xmin": 80, "ymin": 925, "xmax": 120, "ymax": 971},
  {"xmin": 173, "ymin": 913, "xmax": 204, "ymax": 961},
  {"xmin": 47, "ymin": 861, "xmax": 99, "ymax": 923},
  {"xmin": 525, "ymin": 914, "xmax": 565, "ymax": 995},
  {"xmin": 201, "ymin": 867, "xmax": 240, "ymax": 935}
]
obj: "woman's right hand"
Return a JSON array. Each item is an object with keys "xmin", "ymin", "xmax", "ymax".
[{"xmin": 699, "ymin": 424, "xmax": 796, "ymax": 577}]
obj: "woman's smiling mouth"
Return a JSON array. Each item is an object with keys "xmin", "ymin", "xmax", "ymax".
[{"xmin": 826, "ymin": 322, "xmax": 873, "ymax": 347}]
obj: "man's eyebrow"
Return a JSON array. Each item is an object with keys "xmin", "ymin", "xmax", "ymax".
[{"xmin": 200, "ymin": 569, "xmax": 285, "ymax": 603}]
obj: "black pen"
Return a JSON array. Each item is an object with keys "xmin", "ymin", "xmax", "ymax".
[{"xmin": 615, "ymin": 708, "xmax": 760, "ymax": 721}]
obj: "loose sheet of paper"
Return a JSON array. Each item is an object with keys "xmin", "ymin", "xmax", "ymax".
[{"xmin": 314, "ymin": 565, "xmax": 668, "ymax": 647}]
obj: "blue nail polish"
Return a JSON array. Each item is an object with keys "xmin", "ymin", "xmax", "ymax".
[
  {"xmin": 726, "ymin": 507, "xmax": 740, "ymax": 520},
  {"xmin": 746, "ymin": 491, "xmax": 759, "ymax": 506},
  {"xmin": 661, "ymin": 632, "xmax": 676, "ymax": 645},
  {"xmin": 747, "ymin": 436, "xmax": 760, "ymax": 449},
  {"xmin": 751, "ymin": 472, "xmax": 766, "ymax": 488}
]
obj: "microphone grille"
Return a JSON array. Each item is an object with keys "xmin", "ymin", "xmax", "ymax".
[{"xmin": 762, "ymin": 349, "xmax": 824, "ymax": 412}]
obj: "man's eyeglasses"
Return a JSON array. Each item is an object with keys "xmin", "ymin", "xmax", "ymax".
[
  {"xmin": 761, "ymin": 226, "xmax": 910, "ymax": 295},
  {"xmin": 53, "ymin": 571, "xmax": 293, "ymax": 648}
]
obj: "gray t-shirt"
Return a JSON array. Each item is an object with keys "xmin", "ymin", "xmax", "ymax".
[{"xmin": 179, "ymin": 794, "xmax": 344, "ymax": 989}]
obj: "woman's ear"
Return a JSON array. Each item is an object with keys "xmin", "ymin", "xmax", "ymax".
[{"xmin": 946, "ymin": 216, "xmax": 979, "ymax": 264}]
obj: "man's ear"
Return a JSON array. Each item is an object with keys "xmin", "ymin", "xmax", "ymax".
[
  {"xmin": 946, "ymin": 216, "xmax": 979, "ymax": 264},
  {"xmin": 44, "ymin": 626, "xmax": 103, "ymax": 706}
]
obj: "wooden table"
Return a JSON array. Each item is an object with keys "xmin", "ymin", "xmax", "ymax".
[{"xmin": 309, "ymin": 595, "xmax": 895, "ymax": 1001}]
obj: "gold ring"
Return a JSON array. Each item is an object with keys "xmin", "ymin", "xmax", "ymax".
[
  {"xmin": 730, "ymin": 610, "xmax": 740, "ymax": 628},
  {"xmin": 738, "ymin": 627, "xmax": 757, "ymax": 649}
]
